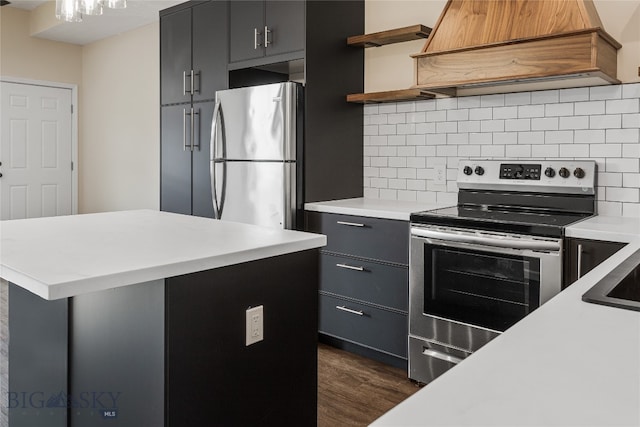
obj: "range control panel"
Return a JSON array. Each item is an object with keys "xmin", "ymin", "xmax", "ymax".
[{"xmin": 457, "ymin": 160, "xmax": 596, "ymax": 195}]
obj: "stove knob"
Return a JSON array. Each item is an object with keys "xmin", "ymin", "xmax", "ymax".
[
  {"xmin": 463, "ymin": 166, "xmax": 473, "ymax": 176},
  {"xmin": 514, "ymin": 166, "xmax": 524, "ymax": 179},
  {"xmin": 573, "ymin": 167, "xmax": 585, "ymax": 179},
  {"xmin": 474, "ymin": 166, "xmax": 485, "ymax": 176},
  {"xmin": 544, "ymin": 167, "xmax": 556, "ymax": 178},
  {"xmin": 559, "ymin": 167, "xmax": 570, "ymax": 178}
]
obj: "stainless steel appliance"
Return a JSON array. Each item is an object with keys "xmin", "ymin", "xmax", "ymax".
[
  {"xmin": 409, "ymin": 160, "xmax": 597, "ymax": 384},
  {"xmin": 210, "ymin": 82, "xmax": 302, "ymax": 229}
]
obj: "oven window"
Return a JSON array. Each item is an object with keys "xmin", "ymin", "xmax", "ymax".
[{"xmin": 424, "ymin": 245, "xmax": 541, "ymax": 331}]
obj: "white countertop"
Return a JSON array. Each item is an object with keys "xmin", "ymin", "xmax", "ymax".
[
  {"xmin": 304, "ymin": 198, "xmax": 446, "ymax": 221},
  {"xmin": 0, "ymin": 210, "xmax": 326, "ymax": 300},
  {"xmin": 566, "ymin": 215, "xmax": 640, "ymax": 243},
  {"xmin": 372, "ymin": 225, "xmax": 640, "ymax": 426}
]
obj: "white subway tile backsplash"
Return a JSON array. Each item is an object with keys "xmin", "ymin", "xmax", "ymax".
[
  {"xmin": 426, "ymin": 110, "xmax": 447, "ymax": 122},
  {"xmin": 606, "ymin": 187, "xmax": 640, "ymax": 203},
  {"xmin": 531, "ymin": 90, "xmax": 559, "ymax": 104},
  {"xmin": 378, "ymin": 104, "xmax": 397, "ymax": 114},
  {"xmin": 531, "ymin": 117, "xmax": 559, "ymax": 131},
  {"xmin": 480, "ymin": 94, "xmax": 505, "ymax": 107},
  {"xmin": 606, "ymin": 129, "xmax": 640, "ymax": 143},
  {"xmin": 459, "ymin": 120, "xmax": 482, "ymax": 133},
  {"xmin": 493, "ymin": 106, "xmax": 518, "ymax": 119},
  {"xmin": 590, "ymin": 114, "xmax": 622, "ymax": 129},
  {"xmin": 437, "ymin": 121, "xmax": 458, "ymax": 133},
  {"xmin": 470, "ymin": 132, "xmax": 493, "ymax": 144},
  {"xmin": 505, "ymin": 118, "xmax": 531, "ymax": 132},
  {"xmin": 590, "ymin": 85, "xmax": 622, "ymax": 100},
  {"xmin": 623, "ymin": 144, "xmax": 640, "ymax": 158},
  {"xmin": 606, "ymin": 99, "xmax": 640, "ymax": 114},
  {"xmin": 518, "ymin": 104, "xmax": 545, "ymax": 118},
  {"xmin": 590, "ymin": 144, "xmax": 622, "ymax": 158},
  {"xmin": 397, "ymin": 124, "xmax": 416, "ymax": 135},
  {"xmin": 469, "ymin": 108, "xmax": 493, "ymax": 121},
  {"xmin": 623, "ymin": 113, "xmax": 640, "ymax": 129},
  {"xmin": 480, "ymin": 145, "xmax": 505, "ymax": 157},
  {"xmin": 559, "ymin": 116, "xmax": 589, "ymax": 130},
  {"xmin": 437, "ymin": 98, "xmax": 459, "ymax": 110},
  {"xmin": 447, "ymin": 109, "xmax": 470, "ymax": 121},
  {"xmin": 378, "ymin": 124, "xmax": 397, "ymax": 135},
  {"xmin": 559, "ymin": 87, "xmax": 589, "ymax": 102},
  {"xmin": 575, "ymin": 101, "xmax": 605, "ymax": 116},
  {"xmin": 598, "ymin": 172, "xmax": 623, "ymax": 187},
  {"xmin": 362, "ymin": 83, "xmax": 640, "ymax": 216},
  {"xmin": 531, "ymin": 144, "xmax": 559, "ymax": 157},
  {"xmin": 481, "ymin": 119, "xmax": 505, "ymax": 133},
  {"xmin": 387, "ymin": 113, "xmax": 406, "ymax": 124},
  {"xmin": 623, "ymin": 83, "xmax": 640, "ymax": 99},
  {"xmin": 505, "ymin": 92, "xmax": 531, "ymax": 106},
  {"xmin": 506, "ymin": 145, "xmax": 532, "ymax": 157}
]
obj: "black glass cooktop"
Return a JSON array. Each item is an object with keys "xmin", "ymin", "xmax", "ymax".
[{"xmin": 411, "ymin": 205, "xmax": 592, "ymax": 238}]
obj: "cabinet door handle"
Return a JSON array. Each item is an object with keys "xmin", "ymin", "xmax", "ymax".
[
  {"xmin": 336, "ymin": 263, "xmax": 364, "ymax": 272},
  {"xmin": 577, "ymin": 243, "xmax": 583, "ymax": 279},
  {"xmin": 264, "ymin": 25, "xmax": 271, "ymax": 47},
  {"xmin": 336, "ymin": 220, "xmax": 365, "ymax": 227},
  {"xmin": 183, "ymin": 71, "xmax": 188, "ymax": 96},
  {"xmin": 190, "ymin": 107, "xmax": 195, "ymax": 152},
  {"xmin": 183, "ymin": 108, "xmax": 188, "ymax": 151},
  {"xmin": 254, "ymin": 28, "xmax": 262, "ymax": 49},
  {"xmin": 336, "ymin": 306, "xmax": 363, "ymax": 316}
]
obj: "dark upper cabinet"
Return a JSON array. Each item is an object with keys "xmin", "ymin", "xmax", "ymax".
[
  {"xmin": 229, "ymin": 0, "xmax": 305, "ymax": 64},
  {"xmin": 160, "ymin": 8, "xmax": 192, "ymax": 105},
  {"xmin": 161, "ymin": 1, "xmax": 228, "ymax": 105},
  {"xmin": 564, "ymin": 237, "xmax": 625, "ymax": 287}
]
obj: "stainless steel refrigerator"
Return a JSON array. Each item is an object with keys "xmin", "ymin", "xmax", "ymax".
[{"xmin": 210, "ymin": 82, "xmax": 302, "ymax": 229}]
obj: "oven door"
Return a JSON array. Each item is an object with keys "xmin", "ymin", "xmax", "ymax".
[{"xmin": 409, "ymin": 225, "xmax": 562, "ymax": 351}]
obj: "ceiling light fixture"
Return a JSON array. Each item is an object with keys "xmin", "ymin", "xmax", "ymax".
[{"xmin": 56, "ymin": 0, "xmax": 127, "ymax": 23}]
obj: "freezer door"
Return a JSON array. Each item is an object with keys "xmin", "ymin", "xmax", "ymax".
[
  {"xmin": 212, "ymin": 160, "xmax": 296, "ymax": 229},
  {"xmin": 213, "ymin": 82, "xmax": 297, "ymax": 161}
]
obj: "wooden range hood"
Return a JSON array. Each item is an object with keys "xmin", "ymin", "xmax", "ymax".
[{"xmin": 412, "ymin": 0, "xmax": 622, "ymax": 96}]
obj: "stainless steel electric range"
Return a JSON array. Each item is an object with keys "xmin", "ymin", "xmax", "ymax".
[{"xmin": 408, "ymin": 160, "xmax": 597, "ymax": 384}]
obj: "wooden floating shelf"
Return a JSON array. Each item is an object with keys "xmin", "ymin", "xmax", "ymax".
[
  {"xmin": 347, "ymin": 24, "xmax": 432, "ymax": 48},
  {"xmin": 346, "ymin": 88, "xmax": 437, "ymax": 104}
]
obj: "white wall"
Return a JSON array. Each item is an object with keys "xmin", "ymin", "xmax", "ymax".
[{"xmin": 80, "ymin": 23, "xmax": 160, "ymax": 213}]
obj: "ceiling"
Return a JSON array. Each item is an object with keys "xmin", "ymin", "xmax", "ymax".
[{"xmin": 5, "ymin": 0, "xmax": 188, "ymax": 45}]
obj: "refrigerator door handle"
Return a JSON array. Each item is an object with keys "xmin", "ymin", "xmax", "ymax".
[{"xmin": 210, "ymin": 100, "xmax": 226, "ymax": 219}]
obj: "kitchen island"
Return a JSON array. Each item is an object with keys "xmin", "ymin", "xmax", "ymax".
[
  {"xmin": 0, "ymin": 210, "xmax": 326, "ymax": 426},
  {"xmin": 371, "ymin": 215, "xmax": 640, "ymax": 426}
]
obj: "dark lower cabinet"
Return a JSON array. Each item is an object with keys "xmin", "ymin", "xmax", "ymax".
[
  {"xmin": 7, "ymin": 250, "xmax": 319, "ymax": 427},
  {"xmin": 306, "ymin": 211, "xmax": 409, "ymax": 369},
  {"xmin": 564, "ymin": 237, "xmax": 626, "ymax": 287}
]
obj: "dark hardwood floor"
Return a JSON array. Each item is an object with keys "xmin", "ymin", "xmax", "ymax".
[{"xmin": 318, "ymin": 343, "xmax": 421, "ymax": 426}]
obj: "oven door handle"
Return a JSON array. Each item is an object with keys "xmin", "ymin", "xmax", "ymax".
[{"xmin": 411, "ymin": 227, "xmax": 560, "ymax": 252}]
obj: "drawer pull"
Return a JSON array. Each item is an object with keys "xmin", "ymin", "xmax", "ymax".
[
  {"xmin": 422, "ymin": 347, "xmax": 463, "ymax": 365},
  {"xmin": 336, "ymin": 305, "xmax": 364, "ymax": 316},
  {"xmin": 336, "ymin": 263, "xmax": 365, "ymax": 272},
  {"xmin": 336, "ymin": 220, "xmax": 365, "ymax": 227}
]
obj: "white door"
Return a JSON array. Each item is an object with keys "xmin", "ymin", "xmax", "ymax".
[{"xmin": 0, "ymin": 82, "xmax": 73, "ymax": 220}]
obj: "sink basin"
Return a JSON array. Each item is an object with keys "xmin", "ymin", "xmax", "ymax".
[{"xmin": 583, "ymin": 249, "xmax": 640, "ymax": 312}]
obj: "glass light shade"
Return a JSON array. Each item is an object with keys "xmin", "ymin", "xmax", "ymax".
[
  {"xmin": 55, "ymin": 0, "xmax": 82, "ymax": 22},
  {"xmin": 105, "ymin": 0, "xmax": 126, "ymax": 9},
  {"xmin": 79, "ymin": 0, "xmax": 104, "ymax": 15}
]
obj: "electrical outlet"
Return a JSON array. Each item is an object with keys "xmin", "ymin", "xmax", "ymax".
[
  {"xmin": 246, "ymin": 305, "xmax": 264, "ymax": 346},
  {"xmin": 434, "ymin": 164, "xmax": 447, "ymax": 184}
]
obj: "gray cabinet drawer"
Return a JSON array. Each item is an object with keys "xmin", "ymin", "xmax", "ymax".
[
  {"xmin": 320, "ymin": 253, "xmax": 408, "ymax": 312},
  {"xmin": 319, "ymin": 294, "xmax": 407, "ymax": 358},
  {"xmin": 305, "ymin": 212, "xmax": 409, "ymax": 264}
]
